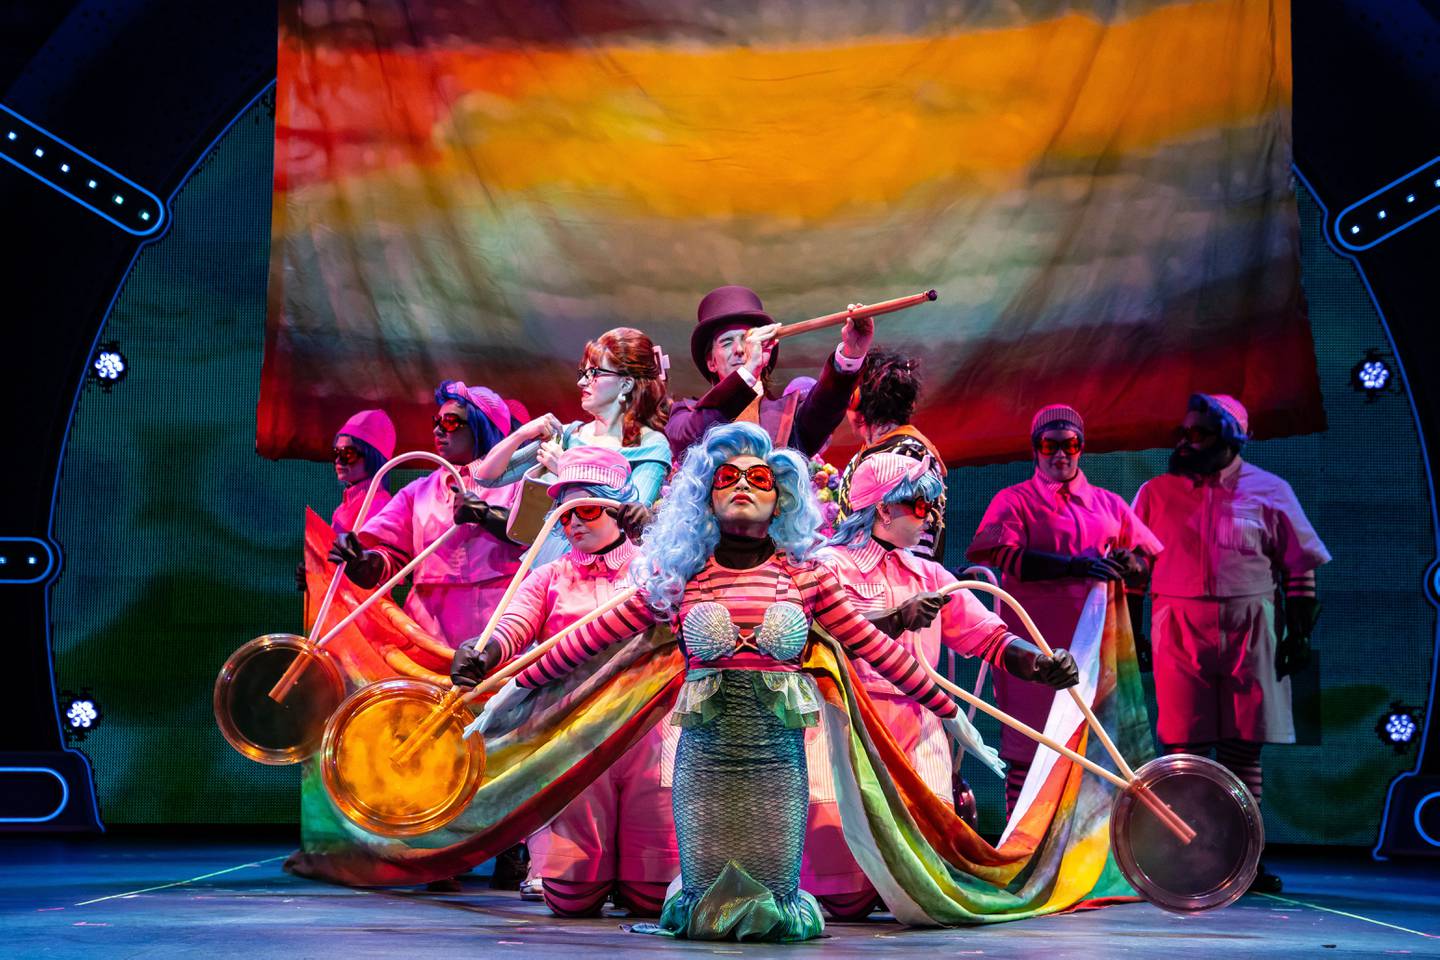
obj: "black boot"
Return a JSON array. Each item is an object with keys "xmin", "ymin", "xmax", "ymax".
[
  {"xmin": 1249, "ymin": 860, "xmax": 1283, "ymax": 894},
  {"xmin": 491, "ymin": 843, "xmax": 530, "ymax": 890}
]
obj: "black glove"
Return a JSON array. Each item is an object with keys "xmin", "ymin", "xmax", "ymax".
[
  {"xmin": 607, "ymin": 503, "xmax": 653, "ymax": 543},
  {"xmin": 1275, "ymin": 596, "xmax": 1320, "ymax": 680},
  {"xmin": 1002, "ymin": 639, "xmax": 1080, "ymax": 689},
  {"xmin": 452, "ymin": 491, "xmax": 512, "ymax": 540},
  {"xmin": 1126, "ymin": 592, "xmax": 1152, "ymax": 673},
  {"xmin": 1020, "ymin": 550, "xmax": 1125, "ymax": 582},
  {"xmin": 869, "ymin": 591, "xmax": 950, "ymax": 637},
  {"xmin": 450, "ymin": 638, "xmax": 506, "ymax": 688},
  {"xmin": 294, "ymin": 560, "xmax": 308, "ymax": 593},
  {"xmin": 326, "ymin": 532, "xmax": 386, "ymax": 589},
  {"xmin": 1108, "ymin": 547, "xmax": 1151, "ymax": 585}
]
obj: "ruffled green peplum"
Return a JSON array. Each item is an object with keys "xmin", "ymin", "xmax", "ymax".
[{"xmin": 632, "ymin": 670, "xmax": 824, "ymax": 941}]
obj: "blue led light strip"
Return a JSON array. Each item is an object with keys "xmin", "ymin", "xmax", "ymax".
[
  {"xmin": 0, "ymin": 767, "xmax": 69, "ymax": 824},
  {"xmin": 0, "ymin": 104, "xmax": 165, "ymax": 237},
  {"xmin": 1334, "ymin": 155, "xmax": 1440, "ymax": 252}
]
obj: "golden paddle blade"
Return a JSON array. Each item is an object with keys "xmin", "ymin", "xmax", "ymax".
[{"xmin": 321, "ymin": 678, "xmax": 484, "ymax": 837}]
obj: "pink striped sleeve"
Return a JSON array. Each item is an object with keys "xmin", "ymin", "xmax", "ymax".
[
  {"xmin": 486, "ymin": 565, "xmax": 555, "ymax": 665},
  {"xmin": 514, "ymin": 591, "xmax": 656, "ymax": 687},
  {"xmin": 803, "ymin": 565, "xmax": 957, "ymax": 717}
]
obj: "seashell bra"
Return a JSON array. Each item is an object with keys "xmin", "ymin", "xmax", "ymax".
[
  {"xmin": 681, "ymin": 561, "xmax": 811, "ymax": 663},
  {"xmin": 683, "ymin": 600, "xmax": 810, "ymax": 662}
]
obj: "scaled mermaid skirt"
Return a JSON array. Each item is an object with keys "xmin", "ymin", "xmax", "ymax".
[{"xmin": 633, "ymin": 670, "xmax": 825, "ymax": 941}]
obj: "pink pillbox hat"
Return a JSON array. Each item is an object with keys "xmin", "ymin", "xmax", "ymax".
[
  {"xmin": 847, "ymin": 451, "xmax": 934, "ymax": 510},
  {"xmin": 546, "ymin": 445, "xmax": 633, "ymax": 498},
  {"xmin": 335, "ymin": 409, "xmax": 397, "ymax": 459}
]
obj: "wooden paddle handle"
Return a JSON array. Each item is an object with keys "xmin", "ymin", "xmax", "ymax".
[
  {"xmin": 935, "ymin": 579, "xmax": 1194, "ymax": 843},
  {"xmin": 764, "ymin": 289, "xmax": 938, "ymax": 342},
  {"xmin": 389, "ymin": 575, "xmax": 641, "ymax": 764},
  {"xmin": 462, "ymin": 585, "xmax": 643, "ymax": 704}
]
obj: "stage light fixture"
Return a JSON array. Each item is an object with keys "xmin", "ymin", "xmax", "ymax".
[
  {"xmin": 1350, "ymin": 349, "xmax": 1392, "ymax": 402},
  {"xmin": 1376, "ymin": 701, "xmax": 1423, "ymax": 754},
  {"xmin": 90, "ymin": 342, "xmax": 128, "ymax": 391},
  {"xmin": 59, "ymin": 690, "xmax": 103, "ymax": 742}
]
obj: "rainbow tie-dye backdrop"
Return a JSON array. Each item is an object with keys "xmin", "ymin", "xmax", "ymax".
[{"xmin": 260, "ymin": 0, "xmax": 1318, "ymax": 464}]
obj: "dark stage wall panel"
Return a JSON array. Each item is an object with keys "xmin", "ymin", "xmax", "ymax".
[{"xmin": 48, "ymin": 96, "xmax": 1433, "ymax": 843}]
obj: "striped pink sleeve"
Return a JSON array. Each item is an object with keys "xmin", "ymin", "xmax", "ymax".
[
  {"xmin": 484, "ymin": 566, "xmax": 554, "ymax": 665},
  {"xmin": 803, "ymin": 565, "xmax": 957, "ymax": 717},
  {"xmin": 513, "ymin": 592, "xmax": 656, "ymax": 687}
]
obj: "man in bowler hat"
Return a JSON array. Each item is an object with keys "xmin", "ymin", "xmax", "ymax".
[{"xmin": 665, "ymin": 285, "xmax": 873, "ymax": 459}]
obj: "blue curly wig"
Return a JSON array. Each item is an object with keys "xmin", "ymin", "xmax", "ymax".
[
  {"xmin": 635, "ymin": 422, "xmax": 823, "ymax": 619},
  {"xmin": 827, "ymin": 469, "xmax": 944, "ymax": 549}
]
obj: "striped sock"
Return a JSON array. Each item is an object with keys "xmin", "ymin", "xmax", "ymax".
[
  {"xmin": 541, "ymin": 878, "xmax": 610, "ymax": 918},
  {"xmin": 1216, "ymin": 739, "xmax": 1263, "ymax": 805},
  {"xmin": 612, "ymin": 880, "xmax": 668, "ymax": 917},
  {"xmin": 819, "ymin": 888, "xmax": 880, "ymax": 921}
]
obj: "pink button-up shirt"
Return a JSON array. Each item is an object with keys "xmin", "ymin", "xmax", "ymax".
[
  {"xmin": 819, "ymin": 539, "xmax": 1012, "ymax": 695},
  {"xmin": 1132, "ymin": 458, "xmax": 1330, "ymax": 600},
  {"xmin": 330, "ymin": 482, "xmax": 393, "ymax": 535},
  {"xmin": 357, "ymin": 464, "xmax": 523, "ymax": 586}
]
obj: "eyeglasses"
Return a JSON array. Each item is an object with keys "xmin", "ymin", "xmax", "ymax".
[
  {"xmin": 578, "ymin": 366, "xmax": 625, "ymax": 382},
  {"xmin": 1036, "ymin": 437, "xmax": 1082, "ymax": 456},
  {"xmin": 712, "ymin": 463, "xmax": 776, "ymax": 491},
  {"xmin": 559, "ymin": 503, "xmax": 607, "ymax": 526},
  {"xmin": 332, "ymin": 446, "xmax": 362, "ymax": 466},
  {"xmin": 433, "ymin": 412, "xmax": 467, "ymax": 433},
  {"xmin": 1173, "ymin": 425, "xmax": 1218, "ymax": 445},
  {"xmin": 896, "ymin": 496, "xmax": 936, "ymax": 520}
]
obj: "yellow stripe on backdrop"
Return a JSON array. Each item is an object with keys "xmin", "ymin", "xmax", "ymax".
[{"xmin": 278, "ymin": 0, "xmax": 1291, "ymax": 223}]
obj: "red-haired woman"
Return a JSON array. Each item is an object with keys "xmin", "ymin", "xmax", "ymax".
[{"xmin": 474, "ymin": 327, "xmax": 673, "ymax": 505}]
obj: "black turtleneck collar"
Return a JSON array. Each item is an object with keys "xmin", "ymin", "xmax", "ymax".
[
  {"xmin": 714, "ymin": 531, "xmax": 777, "ymax": 569},
  {"xmin": 872, "ymin": 534, "xmax": 900, "ymax": 552},
  {"xmin": 594, "ymin": 533, "xmax": 626, "ymax": 555}
]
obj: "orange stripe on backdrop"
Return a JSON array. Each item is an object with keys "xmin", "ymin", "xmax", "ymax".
[{"xmin": 275, "ymin": 0, "xmax": 1291, "ymax": 219}]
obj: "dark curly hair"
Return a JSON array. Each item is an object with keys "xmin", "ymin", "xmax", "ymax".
[{"xmin": 854, "ymin": 350, "xmax": 922, "ymax": 429}]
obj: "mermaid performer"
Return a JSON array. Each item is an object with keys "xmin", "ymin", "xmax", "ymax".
[{"xmin": 507, "ymin": 422, "xmax": 990, "ymax": 941}]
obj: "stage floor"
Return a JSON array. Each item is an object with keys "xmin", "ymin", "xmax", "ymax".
[{"xmin": 3, "ymin": 838, "xmax": 1437, "ymax": 958}]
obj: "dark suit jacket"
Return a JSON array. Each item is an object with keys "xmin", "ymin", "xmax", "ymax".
[{"xmin": 666, "ymin": 354, "xmax": 860, "ymax": 459}]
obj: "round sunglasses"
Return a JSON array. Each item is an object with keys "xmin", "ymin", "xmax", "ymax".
[
  {"xmin": 332, "ymin": 446, "xmax": 362, "ymax": 466},
  {"xmin": 432, "ymin": 412, "xmax": 467, "ymax": 433},
  {"xmin": 712, "ymin": 463, "xmax": 776, "ymax": 492},
  {"xmin": 1173, "ymin": 425, "xmax": 1219, "ymax": 445},
  {"xmin": 1036, "ymin": 437, "xmax": 1082, "ymax": 456},
  {"xmin": 559, "ymin": 503, "xmax": 607, "ymax": 526},
  {"xmin": 895, "ymin": 496, "xmax": 936, "ymax": 520}
]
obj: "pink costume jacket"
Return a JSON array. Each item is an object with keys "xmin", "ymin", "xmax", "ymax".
[
  {"xmin": 356, "ymin": 464, "xmax": 524, "ymax": 649},
  {"xmin": 1131, "ymin": 458, "xmax": 1330, "ymax": 744},
  {"xmin": 1131, "ymin": 458, "xmax": 1329, "ymax": 601},
  {"xmin": 486, "ymin": 540, "xmax": 680, "ymax": 885},
  {"xmin": 803, "ymin": 540, "xmax": 1012, "ymax": 896},
  {"xmin": 330, "ymin": 482, "xmax": 393, "ymax": 535},
  {"xmin": 967, "ymin": 469, "xmax": 1162, "ymax": 764}
]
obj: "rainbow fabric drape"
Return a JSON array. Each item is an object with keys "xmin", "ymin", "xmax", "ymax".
[
  {"xmin": 260, "ymin": 0, "xmax": 1318, "ymax": 466},
  {"xmin": 289, "ymin": 513, "xmax": 1149, "ymax": 923}
]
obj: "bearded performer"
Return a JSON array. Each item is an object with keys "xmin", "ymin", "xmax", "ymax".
[{"xmin": 1131, "ymin": 393, "xmax": 1329, "ymax": 893}]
